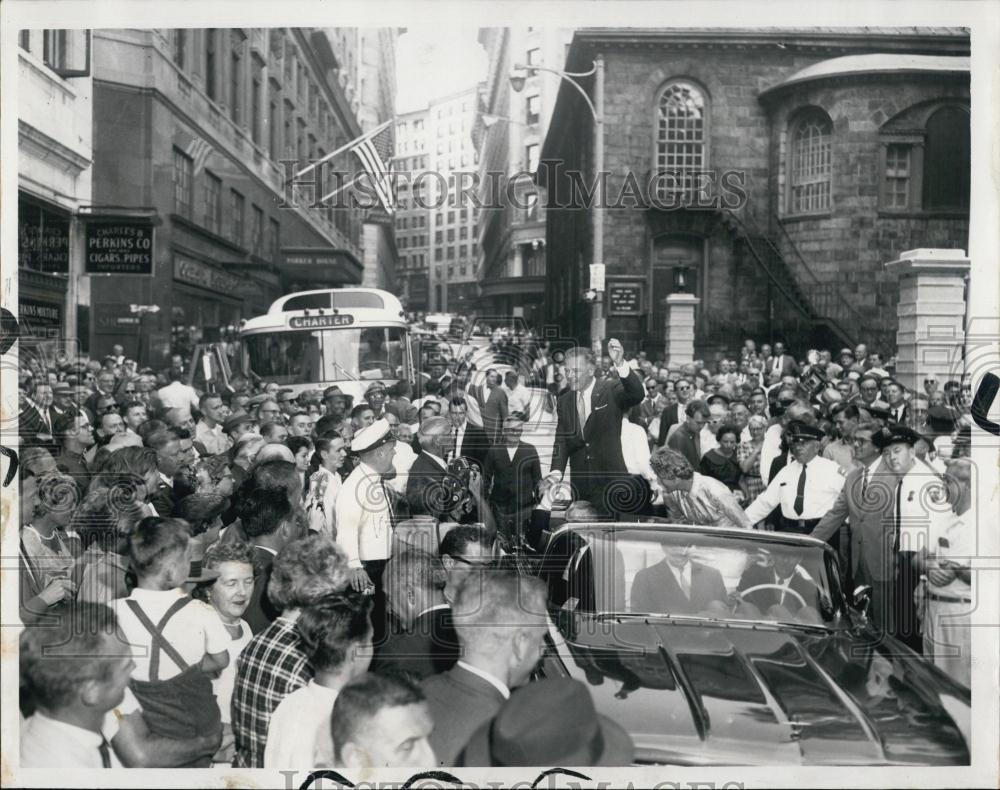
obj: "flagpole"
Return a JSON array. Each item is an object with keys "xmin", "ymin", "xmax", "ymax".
[
  {"xmin": 291, "ymin": 117, "xmax": 394, "ymax": 181},
  {"xmin": 318, "ymin": 171, "xmax": 364, "ymax": 204}
]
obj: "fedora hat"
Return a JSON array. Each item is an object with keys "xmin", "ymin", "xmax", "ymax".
[{"xmin": 460, "ymin": 678, "xmax": 633, "ymax": 767}]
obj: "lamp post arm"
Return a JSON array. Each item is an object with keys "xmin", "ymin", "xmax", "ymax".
[{"xmin": 519, "ymin": 63, "xmax": 601, "ymax": 122}]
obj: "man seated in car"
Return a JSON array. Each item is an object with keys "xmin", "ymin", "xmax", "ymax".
[
  {"xmin": 734, "ymin": 550, "xmax": 821, "ymax": 622},
  {"xmin": 630, "ymin": 541, "xmax": 727, "ymax": 615}
]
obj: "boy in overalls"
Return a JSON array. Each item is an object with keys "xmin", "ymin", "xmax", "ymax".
[{"xmin": 114, "ymin": 517, "xmax": 229, "ymax": 766}]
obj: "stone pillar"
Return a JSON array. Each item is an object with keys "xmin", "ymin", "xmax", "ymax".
[
  {"xmin": 664, "ymin": 293, "xmax": 700, "ymax": 366},
  {"xmin": 884, "ymin": 248, "xmax": 970, "ymax": 394}
]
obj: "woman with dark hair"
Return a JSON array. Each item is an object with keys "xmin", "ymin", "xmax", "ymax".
[
  {"xmin": 73, "ymin": 489, "xmax": 146, "ymax": 605},
  {"xmin": 304, "ymin": 434, "xmax": 347, "ymax": 540},
  {"xmin": 699, "ymin": 424, "xmax": 744, "ymax": 500},
  {"xmin": 285, "ymin": 436, "xmax": 314, "ymax": 499},
  {"xmin": 19, "ymin": 471, "xmax": 81, "ymax": 623}
]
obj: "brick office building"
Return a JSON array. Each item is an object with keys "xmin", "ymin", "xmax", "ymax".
[{"xmin": 540, "ymin": 28, "xmax": 970, "ymax": 360}]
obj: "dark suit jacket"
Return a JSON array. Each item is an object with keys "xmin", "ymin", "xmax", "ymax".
[
  {"xmin": 887, "ymin": 402, "xmax": 916, "ymax": 428},
  {"xmin": 667, "ymin": 423, "xmax": 702, "ymax": 470},
  {"xmin": 767, "ymin": 354, "xmax": 800, "ymax": 379},
  {"xmin": 737, "ymin": 561, "xmax": 816, "ymax": 612},
  {"xmin": 551, "ymin": 369, "xmax": 644, "ymax": 509},
  {"xmin": 371, "ymin": 606, "xmax": 460, "ymax": 680},
  {"xmin": 405, "ymin": 452, "xmax": 451, "ymax": 517},
  {"xmin": 630, "ymin": 560, "xmax": 727, "ymax": 615},
  {"xmin": 482, "ymin": 387, "xmax": 508, "ymax": 445},
  {"xmin": 18, "ymin": 402, "xmax": 56, "ymax": 451},
  {"xmin": 484, "ymin": 441, "xmax": 541, "ymax": 513},
  {"xmin": 456, "ymin": 422, "xmax": 490, "ymax": 471},
  {"xmin": 243, "ymin": 546, "xmax": 280, "ymax": 635},
  {"xmin": 422, "ymin": 664, "xmax": 507, "ymax": 767},
  {"xmin": 812, "ymin": 462, "xmax": 897, "ymax": 583},
  {"xmin": 656, "ymin": 402, "xmax": 682, "ymax": 447},
  {"xmin": 147, "ymin": 481, "xmax": 177, "ymax": 518}
]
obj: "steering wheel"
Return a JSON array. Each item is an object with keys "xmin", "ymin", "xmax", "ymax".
[{"xmin": 731, "ymin": 584, "xmax": 807, "ymax": 612}]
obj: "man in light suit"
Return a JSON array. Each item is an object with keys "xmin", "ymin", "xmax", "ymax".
[
  {"xmin": 421, "ymin": 573, "xmax": 548, "ymax": 767},
  {"xmin": 811, "ymin": 420, "xmax": 896, "ymax": 632},
  {"xmin": 548, "ymin": 339, "xmax": 644, "ymax": 516},
  {"xmin": 630, "ymin": 542, "xmax": 727, "ymax": 615}
]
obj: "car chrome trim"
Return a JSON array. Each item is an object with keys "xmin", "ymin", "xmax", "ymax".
[{"xmin": 657, "ymin": 642, "xmax": 710, "ymax": 742}]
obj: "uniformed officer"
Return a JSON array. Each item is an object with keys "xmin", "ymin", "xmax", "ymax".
[
  {"xmin": 744, "ymin": 421, "xmax": 846, "ymax": 536},
  {"xmin": 873, "ymin": 423, "xmax": 937, "ymax": 652},
  {"xmin": 334, "ymin": 418, "xmax": 398, "ymax": 592}
]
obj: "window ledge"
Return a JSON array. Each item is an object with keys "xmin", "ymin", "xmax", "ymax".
[
  {"xmin": 877, "ymin": 209, "xmax": 969, "ymax": 220},
  {"xmin": 170, "ymin": 213, "xmax": 247, "ymax": 254},
  {"xmin": 779, "ymin": 212, "xmax": 833, "ymax": 223}
]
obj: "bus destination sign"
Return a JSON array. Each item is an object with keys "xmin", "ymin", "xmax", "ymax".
[{"xmin": 288, "ymin": 314, "xmax": 355, "ymax": 329}]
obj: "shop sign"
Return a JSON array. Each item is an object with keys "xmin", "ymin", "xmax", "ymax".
[
  {"xmin": 608, "ymin": 282, "xmax": 644, "ymax": 316},
  {"xmin": 84, "ymin": 220, "xmax": 155, "ymax": 274},
  {"xmin": 288, "ymin": 314, "xmax": 354, "ymax": 329},
  {"xmin": 93, "ymin": 303, "xmax": 142, "ymax": 334},
  {"xmin": 19, "ymin": 297, "xmax": 63, "ymax": 334},
  {"xmin": 173, "ymin": 253, "xmax": 242, "ymax": 294},
  {"xmin": 19, "ymin": 201, "xmax": 70, "ymax": 274}
]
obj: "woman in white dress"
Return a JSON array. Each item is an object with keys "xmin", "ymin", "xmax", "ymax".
[{"xmin": 304, "ymin": 434, "xmax": 348, "ymax": 541}]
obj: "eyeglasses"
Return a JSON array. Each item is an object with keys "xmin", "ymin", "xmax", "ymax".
[
  {"xmin": 851, "ymin": 436, "xmax": 873, "ymax": 446},
  {"xmin": 451, "ymin": 554, "xmax": 498, "ymax": 568}
]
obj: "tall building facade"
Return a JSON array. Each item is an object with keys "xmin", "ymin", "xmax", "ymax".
[
  {"xmin": 394, "ymin": 87, "xmax": 479, "ymax": 313},
  {"xmin": 473, "ymin": 27, "xmax": 573, "ymax": 326},
  {"xmin": 541, "ymin": 28, "xmax": 970, "ymax": 358},
  {"xmin": 17, "ymin": 29, "xmax": 94, "ymax": 356},
  {"xmin": 87, "ymin": 28, "xmax": 388, "ymax": 365}
]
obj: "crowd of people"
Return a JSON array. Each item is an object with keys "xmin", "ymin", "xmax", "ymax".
[{"xmin": 14, "ymin": 332, "xmax": 976, "ymax": 770}]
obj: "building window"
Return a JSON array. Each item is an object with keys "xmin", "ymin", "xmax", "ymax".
[
  {"xmin": 270, "ymin": 217, "xmax": 281, "ymax": 262},
  {"xmin": 251, "ymin": 205, "xmax": 263, "ymax": 256},
  {"xmin": 435, "ymin": 230, "xmax": 443, "ymax": 243},
  {"xmin": 447, "ymin": 228, "xmax": 455, "ymax": 242},
  {"xmin": 435, "ymin": 248, "xmax": 443, "ymax": 261},
  {"xmin": 231, "ymin": 190, "xmax": 245, "ymax": 245},
  {"xmin": 526, "ymin": 48, "xmax": 541, "ymax": 66},
  {"xmin": 459, "ymin": 226, "xmax": 467, "ymax": 240},
  {"xmin": 19, "ymin": 30, "xmax": 30, "ymax": 51},
  {"xmin": 251, "ymin": 74, "xmax": 262, "ymax": 144},
  {"xmin": 204, "ymin": 171, "xmax": 222, "ymax": 233},
  {"xmin": 525, "ymin": 143, "xmax": 539, "ymax": 173},
  {"xmin": 269, "ymin": 100, "xmax": 279, "ymax": 160},
  {"xmin": 42, "ymin": 30, "xmax": 67, "ymax": 71},
  {"xmin": 205, "ymin": 29, "xmax": 218, "ymax": 101},
  {"xmin": 788, "ymin": 109, "xmax": 832, "ymax": 214},
  {"xmin": 883, "ymin": 144, "xmax": 911, "ymax": 210},
  {"xmin": 654, "ymin": 81, "xmax": 707, "ymax": 201},
  {"xmin": 173, "ymin": 29, "xmax": 187, "ymax": 70},
  {"xmin": 526, "ymin": 95, "xmax": 541, "ymax": 124},
  {"xmin": 230, "ymin": 48, "xmax": 242, "ymax": 124},
  {"xmin": 173, "ymin": 147, "xmax": 193, "ymax": 218},
  {"xmin": 922, "ymin": 106, "xmax": 970, "ymax": 211}
]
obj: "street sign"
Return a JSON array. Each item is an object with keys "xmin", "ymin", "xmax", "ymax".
[
  {"xmin": 608, "ymin": 282, "xmax": 643, "ymax": 315},
  {"xmin": 589, "ymin": 263, "xmax": 606, "ymax": 292}
]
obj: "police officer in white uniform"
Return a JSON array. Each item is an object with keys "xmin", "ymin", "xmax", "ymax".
[
  {"xmin": 334, "ymin": 418, "xmax": 397, "ymax": 594},
  {"xmin": 744, "ymin": 421, "xmax": 846, "ymax": 536}
]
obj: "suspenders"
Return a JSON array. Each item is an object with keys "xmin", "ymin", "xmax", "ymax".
[{"xmin": 125, "ymin": 596, "xmax": 193, "ymax": 682}]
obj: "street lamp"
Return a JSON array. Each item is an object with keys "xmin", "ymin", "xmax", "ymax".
[{"xmin": 509, "ymin": 57, "xmax": 606, "ymax": 352}]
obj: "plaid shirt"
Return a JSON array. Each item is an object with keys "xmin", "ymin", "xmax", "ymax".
[{"xmin": 231, "ymin": 615, "xmax": 313, "ymax": 768}]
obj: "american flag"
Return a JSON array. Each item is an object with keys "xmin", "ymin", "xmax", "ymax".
[{"xmin": 350, "ymin": 120, "xmax": 396, "ymax": 213}]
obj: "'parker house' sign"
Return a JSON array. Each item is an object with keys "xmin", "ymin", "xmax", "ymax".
[{"xmin": 85, "ymin": 219, "xmax": 155, "ymax": 275}]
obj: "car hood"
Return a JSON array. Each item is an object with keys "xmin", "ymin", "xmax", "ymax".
[{"xmin": 553, "ymin": 615, "xmax": 969, "ymax": 765}]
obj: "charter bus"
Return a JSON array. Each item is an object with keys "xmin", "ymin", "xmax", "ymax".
[{"xmin": 236, "ymin": 288, "xmax": 414, "ymax": 403}]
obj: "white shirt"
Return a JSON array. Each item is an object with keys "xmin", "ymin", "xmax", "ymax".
[
  {"xmin": 264, "ymin": 680, "xmax": 339, "ymax": 769},
  {"xmin": 507, "ymin": 382, "xmax": 531, "ymax": 418},
  {"xmin": 113, "ymin": 588, "xmax": 231, "ymax": 681},
  {"xmin": 156, "ymin": 380, "xmax": 200, "ymax": 412},
  {"xmin": 306, "ymin": 466, "xmax": 342, "ymax": 538},
  {"xmin": 700, "ymin": 425, "xmax": 718, "ymax": 458},
  {"xmin": 21, "ymin": 713, "xmax": 121, "ymax": 769},
  {"xmin": 334, "ymin": 460, "xmax": 394, "ymax": 568},
  {"xmin": 744, "ymin": 455, "xmax": 846, "ymax": 524},
  {"xmin": 195, "ymin": 419, "xmax": 232, "ymax": 455},
  {"xmin": 390, "ymin": 440, "xmax": 418, "ymax": 495},
  {"xmin": 926, "ymin": 510, "xmax": 971, "ymax": 599},
  {"xmin": 759, "ymin": 424, "xmax": 785, "ymax": 485},
  {"xmin": 896, "ymin": 460, "xmax": 944, "ymax": 554},
  {"xmin": 620, "ymin": 421, "xmax": 658, "ymax": 495},
  {"xmin": 212, "ymin": 618, "xmax": 252, "ymax": 724},
  {"xmin": 456, "ymin": 661, "xmax": 510, "ymax": 700}
]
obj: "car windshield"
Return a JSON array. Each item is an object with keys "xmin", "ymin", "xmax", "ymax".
[
  {"xmin": 543, "ymin": 527, "xmax": 843, "ymax": 629},
  {"xmin": 244, "ymin": 327, "xmax": 407, "ymax": 385}
]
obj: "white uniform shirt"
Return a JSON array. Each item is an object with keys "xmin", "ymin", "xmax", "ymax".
[
  {"xmin": 926, "ymin": 510, "xmax": 972, "ymax": 600},
  {"xmin": 334, "ymin": 460, "xmax": 393, "ymax": 568},
  {"xmin": 744, "ymin": 456, "xmax": 846, "ymax": 524},
  {"xmin": 264, "ymin": 680, "xmax": 339, "ymax": 769},
  {"xmin": 390, "ymin": 440, "xmax": 418, "ymax": 495},
  {"xmin": 896, "ymin": 460, "xmax": 944, "ymax": 555},
  {"xmin": 156, "ymin": 380, "xmax": 200, "ymax": 412},
  {"xmin": 759, "ymin": 424, "xmax": 785, "ymax": 485}
]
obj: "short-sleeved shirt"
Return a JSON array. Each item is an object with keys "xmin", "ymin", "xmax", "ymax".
[
  {"xmin": 926, "ymin": 510, "xmax": 972, "ymax": 599},
  {"xmin": 113, "ymin": 588, "xmax": 230, "ymax": 681},
  {"xmin": 232, "ymin": 615, "xmax": 314, "ymax": 769},
  {"xmin": 263, "ymin": 680, "xmax": 339, "ymax": 769},
  {"xmin": 744, "ymin": 456, "xmax": 846, "ymax": 524},
  {"xmin": 212, "ymin": 618, "xmax": 253, "ymax": 724}
]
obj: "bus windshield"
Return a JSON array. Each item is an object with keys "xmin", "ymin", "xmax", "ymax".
[{"xmin": 243, "ymin": 326, "xmax": 407, "ymax": 385}]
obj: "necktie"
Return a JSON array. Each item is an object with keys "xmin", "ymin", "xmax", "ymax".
[
  {"xmin": 577, "ymin": 391, "xmax": 587, "ymax": 433},
  {"xmin": 793, "ymin": 463, "xmax": 807, "ymax": 515},
  {"xmin": 381, "ymin": 481, "xmax": 395, "ymax": 528},
  {"xmin": 98, "ymin": 737, "xmax": 112, "ymax": 768},
  {"xmin": 861, "ymin": 466, "xmax": 869, "ymax": 501},
  {"xmin": 892, "ymin": 408, "xmax": 899, "ymax": 423}
]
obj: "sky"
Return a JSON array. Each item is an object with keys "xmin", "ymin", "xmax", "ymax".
[{"xmin": 395, "ymin": 27, "xmax": 489, "ymax": 114}]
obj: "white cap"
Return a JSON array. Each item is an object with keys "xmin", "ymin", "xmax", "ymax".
[{"xmin": 351, "ymin": 418, "xmax": 394, "ymax": 453}]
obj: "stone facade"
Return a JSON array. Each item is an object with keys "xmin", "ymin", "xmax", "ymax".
[{"xmin": 542, "ymin": 29, "xmax": 970, "ymax": 362}]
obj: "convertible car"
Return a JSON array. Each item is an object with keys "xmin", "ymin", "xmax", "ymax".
[{"xmin": 531, "ymin": 523, "xmax": 970, "ymax": 765}]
